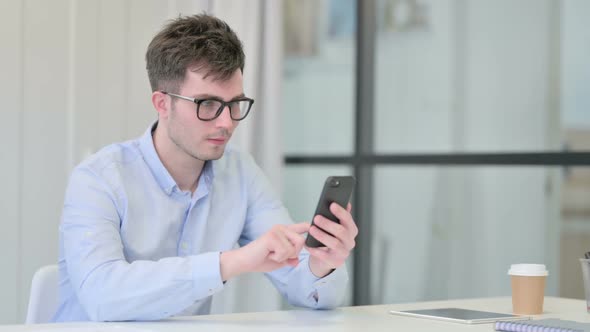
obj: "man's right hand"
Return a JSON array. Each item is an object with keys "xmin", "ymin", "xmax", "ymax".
[{"xmin": 220, "ymin": 223, "xmax": 310, "ymax": 281}]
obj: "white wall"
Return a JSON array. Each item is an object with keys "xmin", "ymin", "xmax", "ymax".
[{"xmin": 0, "ymin": 0, "xmax": 23, "ymax": 324}]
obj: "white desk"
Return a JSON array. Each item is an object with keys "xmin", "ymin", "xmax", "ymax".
[{"xmin": 2, "ymin": 297, "xmax": 587, "ymax": 332}]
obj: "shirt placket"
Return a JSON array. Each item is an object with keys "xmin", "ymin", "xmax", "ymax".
[
  {"xmin": 174, "ymin": 190, "xmax": 192, "ymax": 257},
  {"xmin": 177, "ymin": 176, "xmax": 210, "ymax": 257}
]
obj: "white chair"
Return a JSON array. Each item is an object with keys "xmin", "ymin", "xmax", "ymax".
[{"xmin": 26, "ymin": 264, "xmax": 59, "ymax": 324}]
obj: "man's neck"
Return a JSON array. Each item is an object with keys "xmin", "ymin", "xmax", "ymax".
[{"xmin": 152, "ymin": 126, "xmax": 204, "ymax": 193}]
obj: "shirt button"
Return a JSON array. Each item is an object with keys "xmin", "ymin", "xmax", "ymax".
[{"xmin": 181, "ymin": 242, "xmax": 188, "ymax": 249}]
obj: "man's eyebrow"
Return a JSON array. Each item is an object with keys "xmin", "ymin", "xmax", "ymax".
[{"xmin": 194, "ymin": 93, "xmax": 246, "ymax": 101}]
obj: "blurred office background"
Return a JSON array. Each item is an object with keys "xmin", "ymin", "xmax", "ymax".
[{"xmin": 0, "ymin": 0, "xmax": 589, "ymax": 324}]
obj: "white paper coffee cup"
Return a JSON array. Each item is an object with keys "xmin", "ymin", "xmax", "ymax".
[{"xmin": 508, "ymin": 264, "xmax": 548, "ymax": 315}]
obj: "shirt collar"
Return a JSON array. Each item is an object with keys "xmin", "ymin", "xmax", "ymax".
[{"xmin": 139, "ymin": 121, "xmax": 216, "ymax": 196}]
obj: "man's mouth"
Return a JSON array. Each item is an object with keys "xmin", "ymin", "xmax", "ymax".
[
  {"xmin": 207, "ymin": 137, "xmax": 227, "ymax": 145},
  {"xmin": 207, "ymin": 129, "xmax": 231, "ymax": 146}
]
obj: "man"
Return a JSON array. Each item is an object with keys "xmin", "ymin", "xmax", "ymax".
[{"xmin": 53, "ymin": 14, "xmax": 357, "ymax": 322}]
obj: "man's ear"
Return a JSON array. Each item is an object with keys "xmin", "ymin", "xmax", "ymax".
[{"xmin": 152, "ymin": 91, "xmax": 170, "ymax": 119}]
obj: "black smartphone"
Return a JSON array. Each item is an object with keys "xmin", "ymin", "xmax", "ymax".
[{"xmin": 305, "ymin": 176, "xmax": 356, "ymax": 248}]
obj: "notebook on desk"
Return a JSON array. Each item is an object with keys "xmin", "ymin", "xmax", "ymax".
[
  {"xmin": 495, "ymin": 319, "xmax": 590, "ymax": 332},
  {"xmin": 389, "ymin": 307, "xmax": 530, "ymax": 324}
]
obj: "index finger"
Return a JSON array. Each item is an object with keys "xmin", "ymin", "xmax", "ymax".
[
  {"xmin": 287, "ymin": 222, "xmax": 311, "ymax": 234},
  {"xmin": 330, "ymin": 202, "xmax": 356, "ymax": 229}
]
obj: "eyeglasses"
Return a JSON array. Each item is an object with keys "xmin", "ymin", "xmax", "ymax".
[{"xmin": 162, "ymin": 91, "xmax": 254, "ymax": 121}]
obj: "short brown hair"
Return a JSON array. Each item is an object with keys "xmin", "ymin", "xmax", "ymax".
[{"xmin": 145, "ymin": 14, "xmax": 245, "ymax": 93}]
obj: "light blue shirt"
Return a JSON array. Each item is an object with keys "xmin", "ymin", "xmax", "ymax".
[{"xmin": 53, "ymin": 123, "xmax": 348, "ymax": 322}]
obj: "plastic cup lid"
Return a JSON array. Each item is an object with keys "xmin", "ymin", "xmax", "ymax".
[{"xmin": 508, "ymin": 264, "xmax": 548, "ymax": 276}]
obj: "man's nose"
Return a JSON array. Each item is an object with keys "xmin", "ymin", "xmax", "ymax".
[{"xmin": 215, "ymin": 105, "xmax": 234, "ymax": 128}]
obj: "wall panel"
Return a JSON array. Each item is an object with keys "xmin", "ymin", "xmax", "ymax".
[
  {"xmin": 19, "ymin": 0, "xmax": 70, "ymax": 321},
  {"xmin": 0, "ymin": 0, "xmax": 23, "ymax": 323}
]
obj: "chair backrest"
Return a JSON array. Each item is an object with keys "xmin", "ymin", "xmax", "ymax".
[{"xmin": 26, "ymin": 264, "xmax": 59, "ymax": 324}]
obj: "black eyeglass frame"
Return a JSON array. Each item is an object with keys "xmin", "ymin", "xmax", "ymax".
[{"xmin": 161, "ymin": 91, "xmax": 255, "ymax": 121}]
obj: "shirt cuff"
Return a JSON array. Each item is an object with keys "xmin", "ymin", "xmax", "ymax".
[
  {"xmin": 187, "ymin": 251, "xmax": 225, "ymax": 300},
  {"xmin": 287, "ymin": 260, "xmax": 348, "ymax": 309},
  {"xmin": 312, "ymin": 265, "xmax": 348, "ymax": 308}
]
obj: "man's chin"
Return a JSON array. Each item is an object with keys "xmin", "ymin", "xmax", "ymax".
[
  {"xmin": 207, "ymin": 153, "xmax": 224, "ymax": 161},
  {"xmin": 200, "ymin": 148, "xmax": 226, "ymax": 161}
]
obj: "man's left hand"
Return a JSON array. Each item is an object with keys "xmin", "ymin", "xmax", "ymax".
[{"xmin": 307, "ymin": 203, "xmax": 357, "ymax": 278}]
